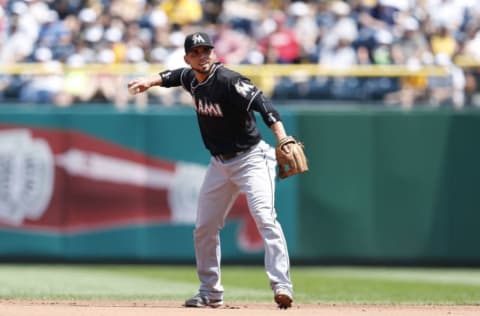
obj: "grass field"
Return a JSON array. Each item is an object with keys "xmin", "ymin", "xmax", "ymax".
[{"xmin": 0, "ymin": 264, "xmax": 479, "ymax": 305}]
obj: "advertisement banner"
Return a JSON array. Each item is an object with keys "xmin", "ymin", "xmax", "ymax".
[{"xmin": 0, "ymin": 124, "xmax": 270, "ymax": 260}]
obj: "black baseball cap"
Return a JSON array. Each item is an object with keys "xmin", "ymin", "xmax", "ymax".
[{"xmin": 184, "ymin": 32, "xmax": 214, "ymax": 54}]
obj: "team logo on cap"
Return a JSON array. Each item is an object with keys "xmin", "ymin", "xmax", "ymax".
[{"xmin": 192, "ymin": 33, "xmax": 206, "ymax": 44}]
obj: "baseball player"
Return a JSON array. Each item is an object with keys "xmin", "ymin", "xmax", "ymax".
[{"xmin": 127, "ymin": 32, "xmax": 307, "ymax": 309}]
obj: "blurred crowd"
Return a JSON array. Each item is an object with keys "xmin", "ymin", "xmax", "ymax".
[{"xmin": 1, "ymin": 0, "xmax": 480, "ymax": 109}]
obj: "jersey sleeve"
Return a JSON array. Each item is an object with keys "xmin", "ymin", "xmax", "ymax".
[
  {"xmin": 159, "ymin": 68, "xmax": 191, "ymax": 89},
  {"xmin": 231, "ymin": 76, "xmax": 282, "ymax": 127},
  {"xmin": 232, "ymin": 77, "xmax": 260, "ymax": 108}
]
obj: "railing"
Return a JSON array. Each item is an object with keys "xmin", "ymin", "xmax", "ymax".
[
  {"xmin": 2, "ymin": 60, "xmax": 477, "ymax": 104},
  {"xmin": 0, "ymin": 62, "xmax": 450, "ymax": 76}
]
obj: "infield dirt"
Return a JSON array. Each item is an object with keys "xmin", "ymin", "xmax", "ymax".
[{"xmin": 0, "ymin": 300, "xmax": 478, "ymax": 316}]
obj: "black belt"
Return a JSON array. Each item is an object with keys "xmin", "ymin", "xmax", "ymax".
[{"xmin": 216, "ymin": 149, "xmax": 249, "ymax": 162}]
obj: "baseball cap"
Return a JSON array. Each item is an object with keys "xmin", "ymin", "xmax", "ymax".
[{"xmin": 184, "ymin": 32, "xmax": 214, "ymax": 54}]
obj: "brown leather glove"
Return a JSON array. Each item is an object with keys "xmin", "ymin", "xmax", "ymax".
[{"xmin": 275, "ymin": 136, "xmax": 309, "ymax": 179}]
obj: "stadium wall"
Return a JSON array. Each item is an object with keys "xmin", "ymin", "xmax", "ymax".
[
  {"xmin": 0, "ymin": 105, "xmax": 478, "ymax": 265},
  {"xmin": 297, "ymin": 107, "xmax": 480, "ymax": 265}
]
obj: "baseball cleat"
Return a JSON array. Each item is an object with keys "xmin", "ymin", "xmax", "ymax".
[
  {"xmin": 184, "ymin": 293, "xmax": 224, "ymax": 308},
  {"xmin": 274, "ymin": 288, "xmax": 293, "ymax": 309}
]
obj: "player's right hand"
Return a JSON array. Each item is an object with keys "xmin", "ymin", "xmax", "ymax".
[{"xmin": 127, "ymin": 79, "xmax": 149, "ymax": 95}]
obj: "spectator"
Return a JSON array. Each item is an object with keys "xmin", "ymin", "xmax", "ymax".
[
  {"xmin": 160, "ymin": 0, "xmax": 203, "ymax": 26},
  {"xmin": 319, "ymin": 34, "xmax": 357, "ymax": 68},
  {"xmin": 322, "ymin": 1, "xmax": 358, "ymax": 52},
  {"xmin": 288, "ymin": 1, "xmax": 319, "ymax": 63},
  {"xmin": 462, "ymin": 22, "xmax": 480, "ymax": 60},
  {"xmin": 258, "ymin": 11, "xmax": 301, "ymax": 64},
  {"xmin": 55, "ymin": 55, "xmax": 92, "ymax": 107},
  {"xmin": 148, "ymin": 29, "xmax": 191, "ymax": 106},
  {"xmin": 109, "ymin": 0, "xmax": 146, "ymax": 23},
  {"xmin": 202, "ymin": 0, "xmax": 224, "ymax": 24},
  {"xmin": 210, "ymin": 19, "xmax": 250, "ymax": 65},
  {"xmin": 384, "ymin": 74, "xmax": 429, "ymax": 109},
  {"xmin": 391, "ymin": 16, "xmax": 430, "ymax": 66},
  {"xmin": 359, "ymin": 0, "xmax": 402, "ymax": 29},
  {"xmin": 1, "ymin": 2, "xmax": 37, "ymax": 63},
  {"xmin": 36, "ymin": 10, "xmax": 63, "ymax": 47},
  {"xmin": 429, "ymin": 25, "xmax": 458, "ymax": 59},
  {"xmin": 356, "ymin": 0, "xmax": 400, "ymax": 48},
  {"xmin": 427, "ymin": 0, "xmax": 466, "ymax": 34},
  {"xmin": 19, "ymin": 47, "xmax": 64, "ymax": 105},
  {"xmin": 371, "ymin": 29, "xmax": 394, "ymax": 65},
  {"xmin": 428, "ymin": 53, "xmax": 466, "ymax": 108},
  {"xmin": 379, "ymin": 15, "xmax": 432, "ymax": 108},
  {"xmin": 0, "ymin": 2, "xmax": 6, "ymax": 43},
  {"xmin": 0, "ymin": 0, "xmax": 476, "ymax": 108}
]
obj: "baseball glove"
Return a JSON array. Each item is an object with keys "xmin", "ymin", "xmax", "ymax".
[{"xmin": 275, "ymin": 136, "xmax": 308, "ymax": 179}]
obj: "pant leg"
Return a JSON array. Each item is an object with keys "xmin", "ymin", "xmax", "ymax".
[
  {"xmin": 230, "ymin": 141, "xmax": 293, "ymax": 294},
  {"xmin": 195, "ymin": 157, "xmax": 239, "ymax": 300}
]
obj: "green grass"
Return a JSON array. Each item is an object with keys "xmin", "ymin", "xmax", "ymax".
[{"xmin": 0, "ymin": 265, "xmax": 479, "ymax": 305}]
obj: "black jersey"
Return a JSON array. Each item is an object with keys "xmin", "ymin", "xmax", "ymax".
[{"xmin": 160, "ymin": 63, "xmax": 281, "ymax": 156}]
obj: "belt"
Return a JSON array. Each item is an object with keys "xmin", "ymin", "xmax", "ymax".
[{"xmin": 216, "ymin": 149, "xmax": 249, "ymax": 162}]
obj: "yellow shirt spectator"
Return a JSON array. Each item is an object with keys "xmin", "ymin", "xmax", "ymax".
[
  {"xmin": 430, "ymin": 26, "xmax": 457, "ymax": 58},
  {"xmin": 161, "ymin": 0, "xmax": 203, "ymax": 26}
]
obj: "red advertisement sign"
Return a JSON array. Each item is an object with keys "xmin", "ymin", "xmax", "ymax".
[{"xmin": 0, "ymin": 126, "xmax": 262, "ymax": 252}]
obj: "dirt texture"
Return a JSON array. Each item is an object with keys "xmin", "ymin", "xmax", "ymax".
[{"xmin": 0, "ymin": 300, "xmax": 478, "ymax": 316}]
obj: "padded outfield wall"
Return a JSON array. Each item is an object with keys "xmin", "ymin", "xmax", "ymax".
[
  {"xmin": 0, "ymin": 105, "xmax": 479, "ymax": 265},
  {"xmin": 297, "ymin": 107, "xmax": 480, "ymax": 265}
]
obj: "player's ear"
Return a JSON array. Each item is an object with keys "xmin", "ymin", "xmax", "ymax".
[{"xmin": 184, "ymin": 55, "xmax": 190, "ymax": 66}]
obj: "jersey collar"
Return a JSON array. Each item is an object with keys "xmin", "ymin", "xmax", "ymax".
[{"xmin": 191, "ymin": 62, "xmax": 222, "ymax": 90}]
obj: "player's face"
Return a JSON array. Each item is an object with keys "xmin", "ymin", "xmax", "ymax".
[{"xmin": 185, "ymin": 46, "xmax": 216, "ymax": 75}]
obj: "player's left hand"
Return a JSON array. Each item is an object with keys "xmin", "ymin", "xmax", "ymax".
[{"xmin": 275, "ymin": 136, "xmax": 309, "ymax": 179}]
